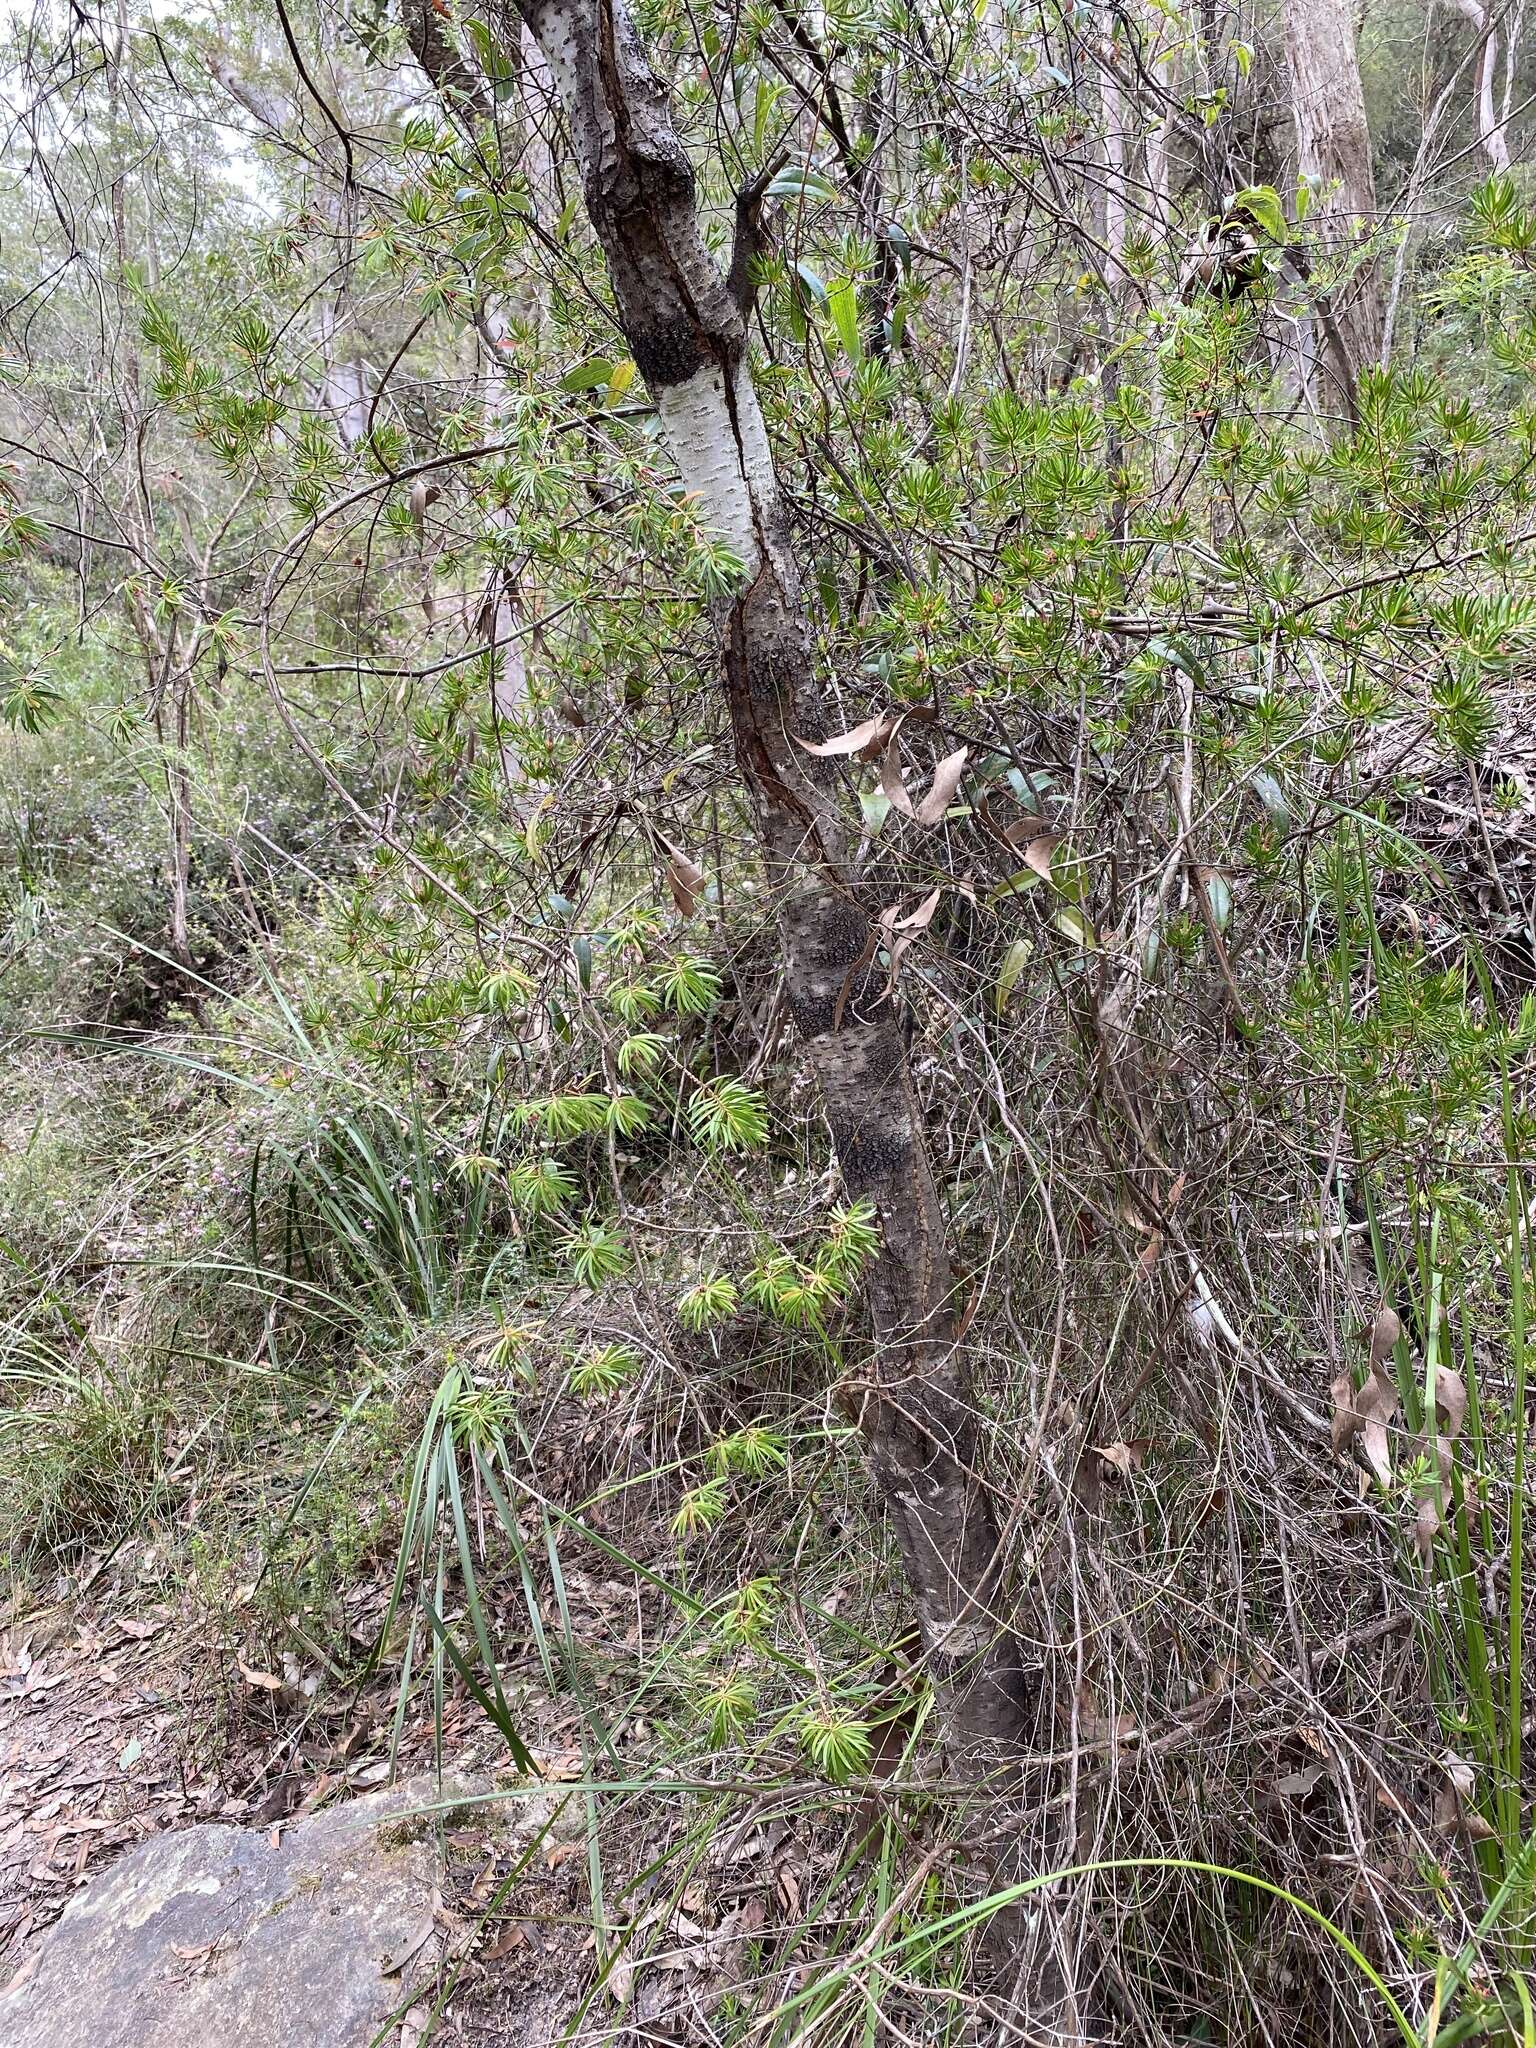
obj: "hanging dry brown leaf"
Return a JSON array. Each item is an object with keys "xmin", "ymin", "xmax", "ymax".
[
  {"xmin": 892, "ymin": 887, "xmax": 942, "ymax": 933},
  {"xmin": 408, "ymin": 477, "xmax": 439, "ymax": 550},
  {"xmin": 1433, "ymin": 1365, "xmax": 1468, "ymax": 1438},
  {"xmin": 1433, "ymin": 1752, "xmax": 1496, "ymax": 1839},
  {"xmin": 1329, "ymin": 1367, "xmax": 1360, "ymax": 1457},
  {"xmin": 1275, "ymin": 1764, "xmax": 1326, "ymax": 1798},
  {"xmin": 1095, "ymin": 1439, "xmax": 1151, "ymax": 1481},
  {"xmin": 879, "ymin": 737, "xmax": 914, "ymax": 815},
  {"xmin": 1331, "ymin": 1363, "xmax": 1397, "ymax": 1483},
  {"xmin": 1332, "ymin": 1305, "xmax": 1406, "ymax": 1484},
  {"xmin": 875, "ymin": 887, "xmax": 943, "ymax": 990},
  {"xmin": 652, "ymin": 829, "xmax": 706, "ymax": 919},
  {"xmin": 1369, "ymin": 1304, "xmax": 1402, "ymax": 1368},
  {"xmin": 667, "ymin": 853, "xmax": 703, "ymax": 919},
  {"xmin": 1413, "ymin": 1436, "xmax": 1456, "ymax": 1558},
  {"xmin": 913, "ymin": 745, "xmax": 969, "ymax": 826},
  {"xmin": 1023, "ymin": 833, "xmax": 1060, "ymax": 882},
  {"xmin": 1358, "ymin": 1373, "xmax": 1397, "ymax": 1486},
  {"xmin": 794, "ymin": 713, "xmax": 896, "ymax": 758}
]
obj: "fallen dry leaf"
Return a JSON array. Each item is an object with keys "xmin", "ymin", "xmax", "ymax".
[
  {"xmin": 879, "ymin": 736, "xmax": 914, "ymax": 816},
  {"xmin": 1433, "ymin": 1365, "xmax": 1468, "ymax": 1439},
  {"xmin": 235, "ymin": 1658, "xmax": 282, "ymax": 1693},
  {"xmin": 1413, "ymin": 1436, "xmax": 1456, "ymax": 1559},
  {"xmin": 1369, "ymin": 1304, "xmax": 1402, "ymax": 1368},
  {"xmin": 484, "ymin": 1923, "xmax": 529, "ymax": 1962},
  {"xmin": 665, "ymin": 846, "xmax": 704, "ymax": 920},
  {"xmin": 1275, "ymin": 1764, "xmax": 1326, "ymax": 1798},
  {"xmin": 1330, "ymin": 1361, "xmax": 1398, "ymax": 1485}
]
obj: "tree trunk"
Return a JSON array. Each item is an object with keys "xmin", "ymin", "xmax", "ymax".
[
  {"xmin": 498, "ymin": 0, "xmax": 1037, "ymax": 1773},
  {"xmin": 1447, "ymin": 0, "xmax": 1516, "ymax": 173},
  {"xmin": 1283, "ymin": 0, "xmax": 1383, "ymax": 396}
]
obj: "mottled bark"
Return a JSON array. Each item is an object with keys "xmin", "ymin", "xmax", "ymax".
[
  {"xmin": 1283, "ymin": 0, "xmax": 1383, "ymax": 392},
  {"xmin": 498, "ymin": 0, "xmax": 1037, "ymax": 1773}
]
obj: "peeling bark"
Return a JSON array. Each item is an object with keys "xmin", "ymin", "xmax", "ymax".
[{"xmin": 496, "ymin": 0, "xmax": 1038, "ymax": 1774}]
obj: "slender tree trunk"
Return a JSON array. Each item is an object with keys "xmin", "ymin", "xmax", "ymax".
[
  {"xmin": 497, "ymin": 0, "xmax": 1036, "ymax": 1772},
  {"xmin": 1447, "ymin": 0, "xmax": 1516, "ymax": 172},
  {"xmin": 1283, "ymin": 0, "xmax": 1383, "ymax": 393}
]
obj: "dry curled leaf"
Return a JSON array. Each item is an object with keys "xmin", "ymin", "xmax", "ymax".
[
  {"xmin": 1275, "ymin": 1764, "xmax": 1326, "ymax": 1798},
  {"xmin": 667, "ymin": 854, "xmax": 703, "ymax": 919},
  {"xmin": 408, "ymin": 478, "xmax": 439, "ymax": 551},
  {"xmin": 668, "ymin": 852, "xmax": 705, "ymax": 919},
  {"xmin": 913, "ymin": 745, "xmax": 969, "ymax": 827},
  {"xmin": 1369, "ymin": 1304, "xmax": 1402, "ymax": 1368},
  {"xmin": 1076, "ymin": 1685, "xmax": 1138, "ymax": 1753},
  {"xmin": 1413, "ymin": 1436, "xmax": 1456, "ymax": 1558},
  {"xmin": 1023, "ymin": 833, "xmax": 1060, "ymax": 882},
  {"xmin": 879, "ymin": 736, "xmax": 914, "ymax": 815},
  {"xmin": 875, "ymin": 886, "xmax": 942, "ymax": 992},
  {"xmin": 1095, "ymin": 1439, "xmax": 1150, "ymax": 1482},
  {"xmin": 794, "ymin": 713, "xmax": 896, "ymax": 758},
  {"xmin": 1433, "ymin": 1365, "xmax": 1468, "ymax": 1439},
  {"xmin": 891, "ymin": 887, "xmax": 941, "ymax": 934},
  {"xmin": 236, "ymin": 1657, "xmax": 283, "ymax": 1692},
  {"xmin": 1332, "ymin": 1310, "xmax": 1403, "ymax": 1484},
  {"xmin": 1433, "ymin": 1751, "xmax": 1496, "ymax": 1839}
]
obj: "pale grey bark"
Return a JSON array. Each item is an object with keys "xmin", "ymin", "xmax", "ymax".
[
  {"xmin": 1283, "ymin": 0, "xmax": 1383, "ymax": 393},
  {"xmin": 1446, "ymin": 0, "xmax": 1518, "ymax": 172}
]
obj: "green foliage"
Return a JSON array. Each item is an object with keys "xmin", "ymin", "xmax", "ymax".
[
  {"xmin": 569, "ymin": 1341, "xmax": 639, "ymax": 1397},
  {"xmin": 677, "ymin": 1270, "xmax": 739, "ymax": 1330},
  {"xmin": 9, "ymin": 10, "xmax": 1536, "ymax": 2038},
  {"xmin": 797, "ymin": 1706, "xmax": 873, "ymax": 1783},
  {"xmin": 687, "ymin": 1077, "xmax": 769, "ymax": 1153}
]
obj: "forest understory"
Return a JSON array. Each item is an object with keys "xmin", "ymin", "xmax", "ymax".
[{"xmin": 4, "ymin": 0, "xmax": 1536, "ymax": 2040}]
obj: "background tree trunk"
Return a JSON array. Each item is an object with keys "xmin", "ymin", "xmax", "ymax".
[{"xmin": 1283, "ymin": 0, "xmax": 1383, "ymax": 396}]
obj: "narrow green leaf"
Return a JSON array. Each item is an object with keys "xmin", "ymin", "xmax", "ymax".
[
  {"xmin": 996, "ymin": 938, "xmax": 1031, "ymax": 1012},
  {"xmin": 827, "ymin": 277, "xmax": 862, "ymax": 361}
]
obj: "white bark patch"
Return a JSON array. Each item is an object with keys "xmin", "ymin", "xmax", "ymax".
[
  {"xmin": 490, "ymin": 588, "xmax": 528, "ymax": 789},
  {"xmin": 655, "ymin": 361, "xmax": 773, "ymax": 577},
  {"xmin": 532, "ymin": 5, "xmax": 594, "ymax": 161}
]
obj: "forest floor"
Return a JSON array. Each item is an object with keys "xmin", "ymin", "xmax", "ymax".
[
  {"xmin": 1, "ymin": 1542, "xmax": 810, "ymax": 2040},
  {"xmin": 0, "ymin": 1561, "xmax": 601, "ymax": 2031}
]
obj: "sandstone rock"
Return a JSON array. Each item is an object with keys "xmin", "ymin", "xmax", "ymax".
[{"xmin": 0, "ymin": 1777, "xmax": 556, "ymax": 2048}]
